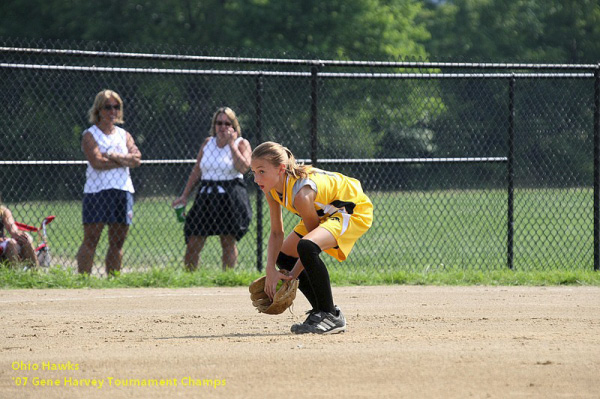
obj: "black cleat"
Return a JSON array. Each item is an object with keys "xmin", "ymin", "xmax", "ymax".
[{"xmin": 292, "ymin": 306, "xmax": 346, "ymax": 335}]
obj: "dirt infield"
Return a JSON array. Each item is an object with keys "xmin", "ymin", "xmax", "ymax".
[{"xmin": 1, "ymin": 285, "xmax": 599, "ymax": 398}]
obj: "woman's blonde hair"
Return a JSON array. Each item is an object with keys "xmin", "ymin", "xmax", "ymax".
[
  {"xmin": 251, "ymin": 141, "xmax": 311, "ymax": 179},
  {"xmin": 88, "ymin": 89, "xmax": 124, "ymax": 125},
  {"xmin": 209, "ymin": 107, "xmax": 242, "ymax": 137}
]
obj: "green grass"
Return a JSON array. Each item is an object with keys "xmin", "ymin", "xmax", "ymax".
[
  {"xmin": 359, "ymin": 187, "xmax": 592, "ymax": 271},
  {"xmin": 0, "ymin": 265, "xmax": 259, "ymax": 289},
  {"xmin": 1, "ymin": 265, "xmax": 598, "ymax": 289},
  {"xmin": 3, "ymin": 187, "xmax": 596, "ymax": 284}
]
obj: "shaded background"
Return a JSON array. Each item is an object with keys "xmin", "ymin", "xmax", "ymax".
[{"xmin": 1, "ymin": 0, "xmax": 599, "ymax": 274}]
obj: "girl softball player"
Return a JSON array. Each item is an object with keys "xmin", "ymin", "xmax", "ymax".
[{"xmin": 250, "ymin": 141, "xmax": 373, "ymax": 334}]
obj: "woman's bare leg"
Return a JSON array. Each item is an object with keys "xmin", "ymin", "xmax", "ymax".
[
  {"xmin": 184, "ymin": 236, "xmax": 206, "ymax": 271},
  {"xmin": 77, "ymin": 223, "xmax": 104, "ymax": 274}
]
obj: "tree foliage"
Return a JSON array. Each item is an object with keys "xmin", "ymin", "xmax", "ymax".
[
  {"xmin": 0, "ymin": 0, "xmax": 428, "ymax": 60},
  {"xmin": 420, "ymin": 0, "xmax": 600, "ymax": 63},
  {"xmin": 1, "ymin": 0, "xmax": 598, "ymax": 62},
  {"xmin": 1, "ymin": 0, "xmax": 598, "ymax": 197}
]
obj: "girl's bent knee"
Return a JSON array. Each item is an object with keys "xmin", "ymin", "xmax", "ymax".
[{"xmin": 297, "ymin": 239, "xmax": 322, "ymax": 258}]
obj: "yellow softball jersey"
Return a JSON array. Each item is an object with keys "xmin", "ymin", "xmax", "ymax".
[{"xmin": 269, "ymin": 168, "xmax": 373, "ymax": 261}]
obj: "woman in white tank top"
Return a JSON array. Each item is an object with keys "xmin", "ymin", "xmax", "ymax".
[
  {"xmin": 76, "ymin": 90, "xmax": 142, "ymax": 276},
  {"xmin": 172, "ymin": 107, "xmax": 252, "ymax": 271}
]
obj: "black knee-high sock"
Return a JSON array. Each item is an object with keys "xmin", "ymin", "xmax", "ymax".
[
  {"xmin": 276, "ymin": 252, "xmax": 319, "ymax": 310},
  {"xmin": 296, "ymin": 239, "xmax": 335, "ymax": 314}
]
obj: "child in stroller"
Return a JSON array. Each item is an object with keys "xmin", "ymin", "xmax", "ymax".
[{"xmin": 0, "ymin": 203, "xmax": 55, "ymax": 268}]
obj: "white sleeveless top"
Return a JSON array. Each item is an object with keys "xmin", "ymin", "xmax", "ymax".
[
  {"xmin": 83, "ymin": 125, "xmax": 135, "ymax": 194},
  {"xmin": 200, "ymin": 137, "xmax": 243, "ymax": 181}
]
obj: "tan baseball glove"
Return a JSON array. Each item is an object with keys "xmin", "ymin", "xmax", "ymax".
[{"xmin": 249, "ymin": 271, "xmax": 299, "ymax": 315}]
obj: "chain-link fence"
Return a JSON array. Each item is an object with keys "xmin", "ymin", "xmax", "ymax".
[{"xmin": 1, "ymin": 38, "xmax": 598, "ymax": 275}]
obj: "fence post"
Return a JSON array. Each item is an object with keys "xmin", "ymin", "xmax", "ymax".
[
  {"xmin": 255, "ymin": 74, "xmax": 264, "ymax": 271},
  {"xmin": 310, "ymin": 66, "xmax": 319, "ymax": 166},
  {"xmin": 594, "ymin": 66, "xmax": 600, "ymax": 271},
  {"xmin": 507, "ymin": 76, "xmax": 515, "ymax": 270}
]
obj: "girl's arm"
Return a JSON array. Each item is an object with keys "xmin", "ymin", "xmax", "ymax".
[
  {"xmin": 294, "ymin": 186, "xmax": 320, "ymax": 232},
  {"xmin": 263, "ymin": 192, "xmax": 287, "ymax": 299}
]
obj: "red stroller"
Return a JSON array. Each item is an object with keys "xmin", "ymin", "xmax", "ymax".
[{"xmin": 15, "ymin": 216, "xmax": 56, "ymax": 267}]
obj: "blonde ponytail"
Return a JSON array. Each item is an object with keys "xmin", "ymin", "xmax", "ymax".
[{"xmin": 252, "ymin": 142, "xmax": 311, "ymax": 179}]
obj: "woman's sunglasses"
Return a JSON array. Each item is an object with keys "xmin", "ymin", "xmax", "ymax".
[
  {"xmin": 103, "ymin": 104, "xmax": 121, "ymax": 111},
  {"xmin": 215, "ymin": 121, "xmax": 232, "ymax": 127}
]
